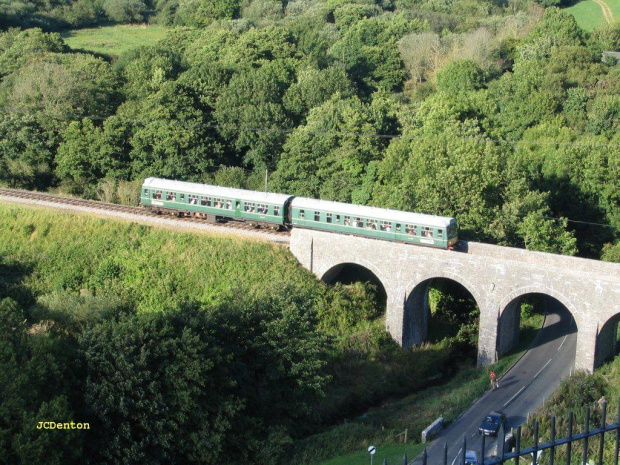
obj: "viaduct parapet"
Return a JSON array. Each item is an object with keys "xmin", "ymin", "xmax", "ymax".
[{"xmin": 289, "ymin": 229, "xmax": 620, "ymax": 372}]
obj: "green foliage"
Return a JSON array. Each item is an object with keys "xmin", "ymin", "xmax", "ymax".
[
  {"xmin": 81, "ymin": 309, "xmax": 241, "ymax": 463},
  {"xmin": 115, "ymin": 45, "xmax": 182, "ymax": 100},
  {"xmin": 0, "ymin": 52, "xmax": 120, "ymax": 129},
  {"xmin": 329, "ymin": 13, "xmax": 426, "ymax": 92},
  {"xmin": 272, "ymin": 92, "xmax": 397, "ymax": 201},
  {"xmin": 436, "ymin": 59, "xmax": 485, "ymax": 93},
  {"xmin": 602, "ymin": 242, "xmax": 620, "ymax": 263},
  {"xmin": 0, "ymin": 113, "xmax": 55, "ymax": 189},
  {"xmin": 316, "ymin": 282, "xmax": 381, "ymax": 334},
  {"xmin": 0, "ymin": 28, "xmax": 65, "ymax": 80},
  {"xmin": 102, "ymin": 0, "xmax": 147, "ymax": 23},
  {"xmin": 176, "ymin": 0, "xmax": 240, "ymax": 26},
  {"xmin": 214, "ymin": 59, "xmax": 296, "ymax": 168}
]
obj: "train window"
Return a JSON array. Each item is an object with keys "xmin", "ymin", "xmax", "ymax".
[
  {"xmin": 336, "ymin": 215, "xmax": 341, "ymax": 223},
  {"xmin": 226, "ymin": 200, "xmax": 232, "ymax": 210},
  {"xmin": 355, "ymin": 217, "xmax": 363, "ymax": 228},
  {"xmin": 438, "ymin": 229, "xmax": 443, "ymax": 238},
  {"xmin": 344, "ymin": 216, "xmax": 350, "ymax": 226},
  {"xmin": 189, "ymin": 195, "xmax": 198, "ymax": 205},
  {"xmin": 259, "ymin": 204, "xmax": 268, "ymax": 214},
  {"xmin": 274, "ymin": 206, "xmax": 280, "ymax": 216},
  {"xmin": 326, "ymin": 213, "xmax": 332, "ymax": 223},
  {"xmin": 405, "ymin": 224, "xmax": 416, "ymax": 235},
  {"xmin": 422, "ymin": 227, "xmax": 433, "ymax": 237},
  {"xmin": 300, "ymin": 210, "xmax": 304, "ymax": 219},
  {"xmin": 396, "ymin": 223, "xmax": 401, "ymax": 232},
  {"xmin": 180, "ymin": 193, "xmax": 185, "ymax": 201},
  {"xmin": 154, "ymin": 190, "xmax": 162, "ymax": 199},
  {"xmin": 200, "ymin": 196, "xmax": 208, "ymax": 206},
  {"xmin": 380, "ymin": 222, "xmax": 391, "ymax": 231},
  {"xmin": 366, "ymin": 220, "xmax": 377, "ymax": 230},
  {"xmin": 166, "ymin": 192, "xmax": 176, "ymax": 201},
  {"xmin": 144, "ymin": 189, "xmax": 149, "ymax": 195},
  {"xmin": 314, "ymin": 211, "xmax": 320, "ymax": 221}
]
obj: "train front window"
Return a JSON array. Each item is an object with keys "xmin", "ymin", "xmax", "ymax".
[{"xmin": 144, "ymin": 189, "xmax": 149, "ymax": 196}]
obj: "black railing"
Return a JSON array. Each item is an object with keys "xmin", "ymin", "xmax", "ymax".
[{"xmin": 410, "ymin": 400, "xmax": 620, "ymax": 465}]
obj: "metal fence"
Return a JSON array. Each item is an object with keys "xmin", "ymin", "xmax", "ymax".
[{"xmin": 411, "ymin": 400, "xmax": 620, "ymax": 465}]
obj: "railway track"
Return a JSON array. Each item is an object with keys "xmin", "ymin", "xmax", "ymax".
[{"xmin": 0, "ymin": 188, "xmax": 291, "ymax": 241}]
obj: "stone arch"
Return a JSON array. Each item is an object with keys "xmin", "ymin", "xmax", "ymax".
[
  {"xmin": 594, "ymin": 305, "xmax": 620, "ymax": 367},
  {"xmin": 497, "ymin": 286, "xmax": 579, "ymax": 357},
  {"xmin": 319, "ymin": 260, "xmax": 389, "ymax": 321},
  {"xmin": 402, "ymin": 271, "xmax": 484, "ymax": 348}
]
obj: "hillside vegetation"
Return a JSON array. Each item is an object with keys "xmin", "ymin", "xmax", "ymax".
[{"xmin": 0, "ymin": 204, "xmax": 487, "ymax": 464}]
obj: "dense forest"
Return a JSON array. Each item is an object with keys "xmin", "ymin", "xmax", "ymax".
[
  {"xmin": 1, "ymin": 0, "xmax": 620, "ymax": 463},
  {"xmin": 0, "ymin": 0, "xmax": 618, "ymax": 260}
]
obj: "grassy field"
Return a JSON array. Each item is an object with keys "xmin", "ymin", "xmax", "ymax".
[
  {"xmin": 61, "ymin": 24, "xmax": 167, "ymax": 57},
  {"xmin": 565, "ymin": 0, "xmax": 619, "ymax": 32}
]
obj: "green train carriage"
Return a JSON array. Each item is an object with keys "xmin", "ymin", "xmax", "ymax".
[
  {"xmin": 140, "ymin": 178, "xmax": 293, "ymax": 227},
  {"xmin": 290, "ymin": 197, "xmax": 458, "ymax": 249}
]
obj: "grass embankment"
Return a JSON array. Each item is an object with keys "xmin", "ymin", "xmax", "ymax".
[
  {"xmin": 61, "ymin": 24, "xmax": 167, "ymax": 57},
  {"xmin": 0, "ymin": 203, "xmax": 320, "ymax": 313},
  {"xmin": 565, "ymin": 0, "xmax": 619, "ymax": 31}
]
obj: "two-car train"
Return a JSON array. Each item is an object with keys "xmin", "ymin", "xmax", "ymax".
[{"xmin": 140, "ymin": 177, "xmax": 459, "ymax": 249}]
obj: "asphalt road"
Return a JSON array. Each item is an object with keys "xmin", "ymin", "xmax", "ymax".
[{"xmin": 413, "ymin": 297, "xmax": 577, "ymax": 464}]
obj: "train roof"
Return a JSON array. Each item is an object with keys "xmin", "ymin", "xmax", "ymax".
[
  {"xmin": 291, "ymin": 197, "xmax": 455, "ymax": 227},
  {"xmin": 142, "ymin": 178, "xmax": 294, "ymax": 204}
]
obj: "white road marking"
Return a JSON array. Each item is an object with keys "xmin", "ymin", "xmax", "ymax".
[
  {"xmin": 503, "ymin": 386, "xmax": 525, "ymax": 408},
  {"xmin": 534, "ymin": 359, "xmax": 552, "ymax": 379},
  {"xmin": 451, "ymin": 448, "xmax": 462, "ymax": 465},
  {"xmin": 558, "ymin": 334, "xmax": 568, "ymax": 351}
]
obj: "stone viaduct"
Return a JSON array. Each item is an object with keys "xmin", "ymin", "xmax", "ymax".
[{"xmin": 289, "ymin": 229, "xmax": 620, "ymax": 372}]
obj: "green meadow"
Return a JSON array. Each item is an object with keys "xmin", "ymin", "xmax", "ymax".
[
  {"xmin": 61, "ymin": 24, "xmax": 167, "ymax": 57},
  {"xmin": 565, "ymin": 0, "xmax": 619, "ymax": 32}
]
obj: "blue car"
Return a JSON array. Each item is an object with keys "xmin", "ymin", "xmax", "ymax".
[{"xmin": 478, "ymin": 411, "xmax": 507, "ymax": 437}]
